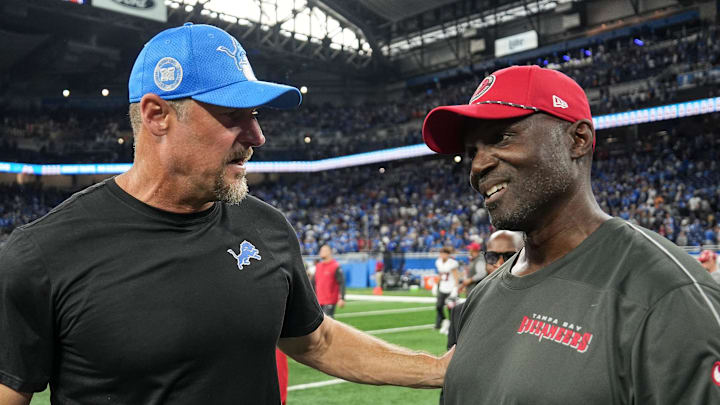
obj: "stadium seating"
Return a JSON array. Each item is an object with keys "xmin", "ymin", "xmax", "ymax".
[
  {"xmin": 2, "ymin": 22, "xmax": 720, "ymax": 163},
  {"xmin": 2, "ymin": 112, "xmax": 718, "ymax": 253}
]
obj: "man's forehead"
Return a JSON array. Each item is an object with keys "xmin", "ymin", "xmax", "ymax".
[
  {"xmin": 198, "ymin": 101, "xmax": 253, "ymax": 114},
  {"xmin": 462, "ymin": 115, "xmax": 534, "ymax": 144}
]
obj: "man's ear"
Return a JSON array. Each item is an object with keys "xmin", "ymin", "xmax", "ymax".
[
  {"xmin": 139, "ymin": 94, "xmax": 172, "ymax": 137},
  {"xmin": 568, "ymin": 119, "xmax": 594, "ymax": 160}
]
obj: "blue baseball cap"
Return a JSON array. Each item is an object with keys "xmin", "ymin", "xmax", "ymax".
[{"xmin": 128, "ymin": 23, "xmax": 301, "ymax": 109}]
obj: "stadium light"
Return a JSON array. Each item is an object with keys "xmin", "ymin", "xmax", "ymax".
[
  {"xmin": 634, "ymin": 38, "xmax": 644, "ymax": 46},
  {"xmin": 379, "ymin": 167, "xmax": 385, "ymax": 174},
  {"xmin": 117, "ymin": 138, "xmax": 125, "ymax": 145},
  {"xmin": 62, "ymin": 89, "xmax": 70, "ymax": 97},
  {"xmin": 185, "ymin": 5, "xmax": 193, "ymax": 12},
  {"xmin": 304, "ymin": 136, "xmax": 312, "ymax": 144},
  {"xmin": 300, "ymin": 86, "xmax": 308, "ymax": 94},
  {"xmin": 454, "ymin": 155, "xmax": 462, "ymax": 163},
  {"xmin": 101, "ymin": 89, "xmax": 110, "ymax": 97}
]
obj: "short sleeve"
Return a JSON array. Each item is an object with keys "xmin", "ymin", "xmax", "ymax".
[
  {"xmin": 279, "ymin": 222, "xmax": 323, "ymax": 338},
  {"xmin": 631, "ymin": 284, "xmax": 720, "ymax": 404},
  {"xmin": 0, "ymin": 229, "xmax": 53, "ymax": 392}
]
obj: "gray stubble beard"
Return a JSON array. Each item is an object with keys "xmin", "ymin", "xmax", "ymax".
[{"xmin": 214, "ymin": 169, "xmax": 249, "ymax": 205}]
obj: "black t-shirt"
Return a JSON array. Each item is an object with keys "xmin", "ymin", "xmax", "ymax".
[
  {"xmin": 443, "ymin": 218, "xmax": 720, "ymax": 404},
  {"xmin": 0, "ymin": 178, "xmax": 323, "ymax": 404}
]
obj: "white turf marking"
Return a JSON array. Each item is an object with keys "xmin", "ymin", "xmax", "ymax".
[
  {"xmin": 346, "ymin": 294, "xmax": 436, "ymax": 303},
  {"xmin": 366, "ymin": 324, "xmax": 435, "ymax": 335},
  {"xmin": 335, "ymin": 306, "xmax": 434, "ymax": 318},
  {"xmin": 287, "ymin": 324, "xmax": 436, "ymax": 391},
  {"xmin": 288, "ymin": 378, "xmax": 346, "ymax": 391}
]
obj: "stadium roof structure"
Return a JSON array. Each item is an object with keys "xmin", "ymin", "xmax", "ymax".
[{"xmin": 0, "ymin": 0, "xmax": 582, "ymax": 99}]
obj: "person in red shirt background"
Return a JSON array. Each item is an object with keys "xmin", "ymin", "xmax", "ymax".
[
  {"xmin": 276, "ymin": 349, "xmax": 289, "ymax": 405},
  {"xmin": 312, "ymin": 245, "xmax": 346, "ymax": 318}
]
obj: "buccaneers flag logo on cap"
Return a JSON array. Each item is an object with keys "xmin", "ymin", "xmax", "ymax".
[{"xmin": 469, "ymin": 74, "xmax": 496, "ymax": 104}]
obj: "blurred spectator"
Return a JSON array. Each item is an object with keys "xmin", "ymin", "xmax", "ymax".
[{"xmin": 699, "ymin": 250, "xmax": 720, "ymax": 284}]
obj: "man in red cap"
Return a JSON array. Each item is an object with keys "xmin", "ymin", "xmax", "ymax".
[
  {"xmin": 423, "ymin": 65, "xmax": 720, "ymax": 404},
  {"xmin": 699, "ymin": 250, "xmax": 720, "ymax": 284},
  {"xmin": 459, "ymin": 242, "xmax": 484, "ymax": 293}
]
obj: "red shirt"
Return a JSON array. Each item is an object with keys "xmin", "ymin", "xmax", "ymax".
[
  {"xmin": 275, "ymin": 349, "xmax": 288, "ymax": 405},
  {"xmin": 315, "ymin": 259, "xmax": 340, "ymax": 305}
]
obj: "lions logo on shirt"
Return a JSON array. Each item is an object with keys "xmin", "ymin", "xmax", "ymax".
[{"xmin": 227, "ymin": 240, "xmax": 262, "ymax": 270}]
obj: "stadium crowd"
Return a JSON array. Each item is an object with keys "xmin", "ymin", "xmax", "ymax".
[
  {"xmin": 2, "ymin": 111, "xmax": 718, "ymax": 253},
  {"xmin": 1, "ymin": 21, "xmax": 719, "ymax": 163}
]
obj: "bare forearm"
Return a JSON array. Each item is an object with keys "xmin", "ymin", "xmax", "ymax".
[
  {"xmin": 0, "ymin": 384, "xmax": 31, "ymax": 405},
  {"xmin": 281, "ymin": 318, "xmax": 450, "ymax": 388}
]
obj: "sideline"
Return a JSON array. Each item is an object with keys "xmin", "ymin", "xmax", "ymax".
[
  {"xmin": 346, "ymin": 294, "xmax": 436, "ymax": 303},
  {"xmin": 335, "ymin": 306, "xmax": 434, "ymax": 318},
  {"xmin": 287, "ymin": 324, "xmax": 437, "ymax": 391}
]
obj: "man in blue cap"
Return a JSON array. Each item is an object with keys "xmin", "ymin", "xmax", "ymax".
[{"xmin": 0, "ymin": 24, "xmax": 452, "ymax": 404}]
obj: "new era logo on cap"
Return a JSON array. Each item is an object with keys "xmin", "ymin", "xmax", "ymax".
[{"xmin": 552, "ymin": 95, "xmax": 568, "ymax": 109}]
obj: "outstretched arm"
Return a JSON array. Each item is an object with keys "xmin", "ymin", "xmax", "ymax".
[
  {"xmin": 279, "ymin": 316, "xmax": 453, "ymax": 388},
  {"xmin": 0, "ymin": 384, "xmax": 31, "ymax": 405}
]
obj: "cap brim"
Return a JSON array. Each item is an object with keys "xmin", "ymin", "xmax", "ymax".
[
  {"xmin": 422, "ymin": 104, "xmax": 534, "ymax": 154},
  {"xmin": 192, "ymin": 80, "xmax": 302, "ymax": 109}
]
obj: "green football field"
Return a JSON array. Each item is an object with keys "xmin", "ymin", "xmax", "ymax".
[{"xmin": 30, "ymin": 288, "xmax": 448, "ymax": 405}]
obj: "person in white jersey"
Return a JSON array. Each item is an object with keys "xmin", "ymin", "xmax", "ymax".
[{"xmin": 435, "ymin": 246, "xmax": 459, "ymax": 330}]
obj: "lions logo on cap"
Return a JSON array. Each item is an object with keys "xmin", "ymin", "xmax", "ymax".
[
  {"xmin": 469, "ymin": 75, "xmax": 496, "ymax": 105},
  {"xmin": 217, "ymin": 37, "xmax": 257, "ymax": 81},
  {"xmin": 153, "ymin": 57, "xmax": 183, "ymax": 92}
]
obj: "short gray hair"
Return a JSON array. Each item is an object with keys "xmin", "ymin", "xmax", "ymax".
[{"xmin": 128, "ymin": 98, "xmax": 190, "ymax": 135}]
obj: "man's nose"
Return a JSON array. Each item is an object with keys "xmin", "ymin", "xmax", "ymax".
[
  {"xmin": 469, "ymin": 145, "xmax": 499, "ymax": 192},
  {"xmin": 239, "ymin": 119, "xmax": 265, "ymax": 147}
]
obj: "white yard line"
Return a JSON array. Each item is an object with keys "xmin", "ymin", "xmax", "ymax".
[
  {"xmin": 365, "ymin": 324, "xmax": 435, "ymax": 335},
  {"xmin": 335, "ymin": 306, "xmax": 434, "ymax": 318},
  {"xmin": 346, "ymin": 294, "xmax": 436, "ymax": 303},
  {"xmin": 287, "ymin": 323, "xmax": 437, "ymax": 391},
  {"xmin": 288, "ymin": 379, "xmax": 346, "ymax": 391}
]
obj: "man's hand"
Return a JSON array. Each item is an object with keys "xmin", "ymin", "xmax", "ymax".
[
  {"xmin": 280, "ymin": 316, "xmax": 454, "ymax": 388},
  {"xmin": 337, "ymin": 299, "xmax": 345, "ymax": 309},
  {"xmin": 440, "ymin": 345, "xmax": 455, "ymax": 370}
]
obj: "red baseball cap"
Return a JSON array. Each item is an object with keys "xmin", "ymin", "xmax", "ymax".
[
  {"xmin": 466, "ymin": 242, "xmax": 482, "ymax": 251},
  {"xmin": 699, "ymin": 250, "xmax": 717, "ymax": 263},
  {"xmin": 422, "ymin": 65, "xmax": 593, "ymax": 154}
]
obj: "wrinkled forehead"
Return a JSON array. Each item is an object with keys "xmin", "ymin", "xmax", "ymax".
[
  {"xmin": 461, "ymin": 114, "xmax": 535, "ymax": 145},
  {"xmin": 462, "ymin": 112, "xmax": 568, "ymax": 150}
]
